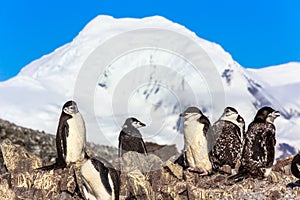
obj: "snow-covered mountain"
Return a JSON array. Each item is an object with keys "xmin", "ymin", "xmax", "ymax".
[{"xmin": 0, "ymin": 15, "xmax": 299, "ymax": 159}]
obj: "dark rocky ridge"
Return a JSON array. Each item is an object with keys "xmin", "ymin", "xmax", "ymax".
[
  {"xmin": 1, "ymin": 118, "xmax": 300, "ymax": 199},
  {"xmin": 0, "ymin": 119, "xmax": 178, "ymax": 171},
  {"xmin": 0, "ymin": 118, "xmax": 118, "ymax": 172}
]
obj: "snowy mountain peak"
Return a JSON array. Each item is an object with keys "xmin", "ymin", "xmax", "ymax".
[
  {"xmin": 248, "ymin": 62, "xmax": 300, "ymax": 87},
  {"xmin": 0, "ymin": 15, "xmax": 299, "ymax": 159}
]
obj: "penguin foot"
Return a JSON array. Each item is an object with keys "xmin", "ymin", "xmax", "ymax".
[
  {"xmin": 187, "ymin": 167, "xmax": 210, "ymax": 176},
  {"xmin": 199, "ymin": 171, "xmax": 209, "ymax": 176},
  {"xmin": 187, "ymin": 167, "xmax": 199, "ymax": 172}
]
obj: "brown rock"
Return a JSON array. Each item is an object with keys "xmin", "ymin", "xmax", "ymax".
[
  {"xmin": 114, "ymin": 151, "xmax": 163, "ymax": 174},
  {"xmin": 125, "ymin": 169, "xmax": 154, "ymax": 200},
  {"xmin": 2, "ymin": 118, "xmax": 300, "ymax": 199},
  {"xmin": 268, "ymin": 190, "xmax": 281, "ymax": 200},
  {"xmin": 150, "ymin": 167, "xmax": 178, "ymax": 193},
  {"xmin": 0, "ymin": 175, "xmax": 15, "ymax": 200},
  {"xmin": 145, "ymin": 142, "xmax": 179, "ymax": 161},
  {"xmin": 268, "ymin": 171, "xmax": 280, "ymax": 183},
  {"xmin": 164, "ymin": 161, "xmax": 183, "ymax": 180},
  {"xmin": 0, "ymin": 138, "xmax": 85, "ymax": 199},
  {"xmin": 273, "ymin": 155, "xmax": 293, "ymax": 174},
  {"xmin": 1, "ymin": 139, "xmax": 42, "ymax": 173},
  {"xmin": 169, "ymin": 181, "xmax": 187, "ymax": 200}
]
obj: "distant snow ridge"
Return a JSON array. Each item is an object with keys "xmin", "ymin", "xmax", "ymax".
[{"xmin": 0, "ymin": 15, "xmax": 299, "ymax": 160}]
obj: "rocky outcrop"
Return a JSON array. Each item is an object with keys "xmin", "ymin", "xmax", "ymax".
[
  {"xmin": 1, "ymin": 118, "xmax": 300, "ymax": 199},
  {"xmin": 144, "ymin": 142, "xmax": 178, "ymax": 162},
  {"xmin": 0, "ymin": 138, "xmax": 84, "ymax": 199},
  {"xmin": 115, "ymin": 151, "xmax": 300, "ymax": 199}
]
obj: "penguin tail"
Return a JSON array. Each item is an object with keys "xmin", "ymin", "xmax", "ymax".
[
  {"xmin": 36, "ymin": 159, "xmax": 66, "ymax": 171},
  {"xmin": 228, "ymin": 170, "xmax": 249, "ymax": 182},
  {"xmin": 174, "ymin": 152, "xmax": 189, "ymax": 170},
  {"xmin": 37, "ymin": 164, "xmax": 56, "ymax": 171}
]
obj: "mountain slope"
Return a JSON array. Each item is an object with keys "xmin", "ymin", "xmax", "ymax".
[{"xmin": 0, "ymin": 15, "xmax": 299, "ymax": 159}]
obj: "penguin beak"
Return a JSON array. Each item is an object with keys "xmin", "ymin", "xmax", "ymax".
[
  {"xmin": 274, "ymin": 111, "xmax": 280, "ymax": 117},
  {"xmin": 179, "ymin": 113, "xmax": 185, "ymax": 117},
  {"xmin": 139, "ymin": 122, "xmax": 146, "ymax": 127},
  {"xmin": 134, "ymin": 121, "xmax": 146, "ymax": 128}
]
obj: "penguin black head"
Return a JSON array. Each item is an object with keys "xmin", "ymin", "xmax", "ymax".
[
  {"xmin": 221, "ymin": 106, "xmax": 239, "ymax": 120},
  {"xmin": 254, "ymin": 106, "xmax": 280, "ymax": 123},
  {"xmin": 123, "ymin": 117, "xmax": 146, "ymax": 129},
  {"xmin": 62, "ymin": 100, "xmax": 79, "ymax": 116},
  {"xmin": 180, "ymin": 106, "xmax": 203, "ymax": 119},
  {"xmin": 224, "ymin": 107, "xmax": 238, "ymax": 116}
]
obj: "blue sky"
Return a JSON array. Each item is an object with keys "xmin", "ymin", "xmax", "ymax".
[{"xmin": 0, "ymin": 0, "xmax": 299, "ymax": 81}]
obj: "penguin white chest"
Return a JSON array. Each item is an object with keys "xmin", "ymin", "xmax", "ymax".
[
  {"xmin": 183, "ymin": 119, "xmax": 211, "ymax": 172},
  {"xmin": 66, "ymin": 113, "xmax": 86, "ymax": 163},
  {"xmin": 81, "ymin": 160, "xmax": 114, "ymax": 200},
  {"xmin": 184, "ymin": 120, "xmax": 205, "ymax": 143}
]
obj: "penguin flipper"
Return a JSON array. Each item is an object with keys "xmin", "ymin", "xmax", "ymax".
[
  {"xmin": 140, "ymin": 139, "xmax": 148, "ymax": 155},
  {"xmin": 56, "ymin": 121, "xmax": 68, "ymax": 162},
  {"xmin": 91, "ymin": 157, "xmax": 112, "ymax": 195}
]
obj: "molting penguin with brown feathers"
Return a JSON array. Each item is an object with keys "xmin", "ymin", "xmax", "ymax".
[
  {"xmin": 208, "ymin": 107, "xmax": 245, "ymax": 174},
  {"xmin": 39, "ymin": 100, "xmax": 87, "ymax": 170},
  {"xmin": 230, "ymin": 106, "xmax": 280, "ymax": 181},
  {"xmin": 179, "ymin": 106, "xmax": 212, "ymax": 175},
  {"xmin": 118, "ymin": 117, "xmax": 147, "ymax": 157}
]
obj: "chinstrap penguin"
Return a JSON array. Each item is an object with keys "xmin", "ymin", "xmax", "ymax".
[
  {"xmin": 39, "ymin": 100, "xmax": 87, "ymax": 170},
  {"xmin": 230, "ymin": 106, "xmax": 280, "ymax": 181},
  {"xmin": 81, "ymin": 157, "xmax": 120, "ymax": 200},
  {"xmin": 208, "ymin": 107, "xmax": 245, "ymax": 174},
  {"xmin": 179, "ymin": 106, "xmax": 212, "ymax": 175},
  {"xmin": 118, "ymin": 117, "xmax": 147, "ymax": 157}
]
